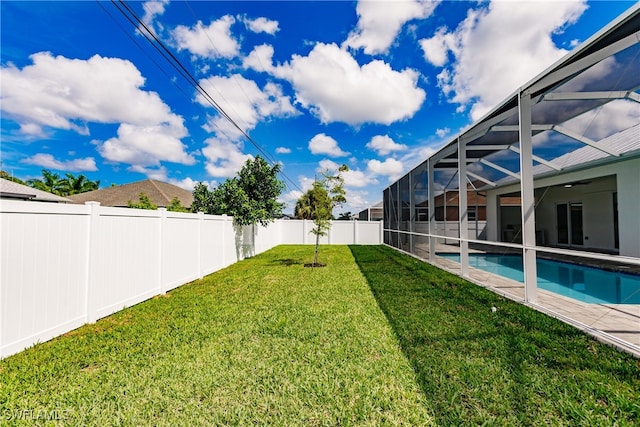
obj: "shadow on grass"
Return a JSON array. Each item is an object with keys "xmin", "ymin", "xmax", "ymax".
[
  {"xmin": 349, "ymin": 245, "xmax": 640, "ymax": 425},
  {"xmin": 270, "ymin": 258, "xmax": 303, "ymax": 266}
]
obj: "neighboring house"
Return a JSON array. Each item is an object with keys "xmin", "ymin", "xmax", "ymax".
[
  {"xmin": 358, "ymin": 201, "xmax": 383, "ymax": 221},
  {"xmin": 67, "ymin": 179, "xmax": 193, "ymax": 209},
  {"xmin": 0, "ymin": 178, "xmax": 70, "ymax": 203}
]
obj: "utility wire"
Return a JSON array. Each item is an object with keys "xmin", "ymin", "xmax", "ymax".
[{"xmin": 108, "ymin": 0, "xmax": 301, "ymax": 192}]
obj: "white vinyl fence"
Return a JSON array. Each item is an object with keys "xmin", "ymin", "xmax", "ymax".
[{"xmin": 0, "ymin": 200, "xmax": 382, "ymax": 358}]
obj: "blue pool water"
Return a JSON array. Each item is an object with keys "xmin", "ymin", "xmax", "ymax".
[{"xmin": 437, "ymin": 253, "xmax": 640, "ymax": 304}]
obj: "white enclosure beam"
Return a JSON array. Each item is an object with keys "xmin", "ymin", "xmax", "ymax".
[
  {"xmin": 530, "ymin": 31, "xmax": 640, "ymax": 94},
  {"xmin": 466, "ymin": 171, "xmax": 497, "ymax": 187},
  {"xmin": 508, "ymin": 146, "xmax": 563, "ymax": 171},
  {"xmin": 466, "ymin": 145, "xmax": 512, "ymax": 151},
  {"xmin": 553, "ymin": 125, "xmax": 620, "ymax": 156},
  {"xmin": 428, "ymin": 159, "xmax": 436, "ymax": 262},
  {"xmin": 541, "ymin": 91, "xmax": 629, "ymax": 101},
  {"xmin": 479, "ymin": 158, "xmax": 521, "ymax": 179},
  {"xmin": 409, "ymin": 171, "xmax": 414, "ymax": 253},
  {"xmin": 519, "ymin": 91, "xmax": 538, "ymax": 303},
  {"xmin": 458, "ymin": 137, "xmax": 469, "ymax": 278},
  {"xmin": 491, "ymin": 124, "xmax": 553, "ymax": 132}
]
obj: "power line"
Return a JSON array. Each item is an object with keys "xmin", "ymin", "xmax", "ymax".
[{"xmin": 107, "ymin": 0, "xmax": 301, "ymax": 192}]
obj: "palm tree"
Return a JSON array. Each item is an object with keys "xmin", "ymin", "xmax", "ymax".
[
  {"xmin": 27, "ymin": 170, "xmax": 65, "ymax": 195},
  {"xmin": 60, "ymin": 173, "xmax": 99, "ymax": 195}
]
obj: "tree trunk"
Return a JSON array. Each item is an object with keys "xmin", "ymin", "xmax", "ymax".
[{"xmin": 314, "ymin": 233, "xmax": 320, "ymax": 265}]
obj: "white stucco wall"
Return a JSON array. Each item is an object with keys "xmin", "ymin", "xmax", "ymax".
[
  {"xmin": 483, "ymin": 157, "xmax": 640, "ymax": 257},
  {"xmin": 616, "ymin": 160, "xmax": 640, "ymax": 257}
]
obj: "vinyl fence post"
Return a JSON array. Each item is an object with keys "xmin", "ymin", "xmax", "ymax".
[
  {"xmin": 159, "ymin": 208, "xmax": 167, "ymax": 294},
  {"xmin": 85, "ymin": 202, "xmax": 100, "ymax": 324},
  {"xmin": 198, "ymin": 211, "xmax": 204, "ymax": 279},
  {"xmin": 303, "ymin": 219, "xmax": 307, "ymax": 244},
  {"xmin": 222, "ymin": 214, "xmax": 228, "ymax": 266},
  {"xmin": 353, "ymin": 220, "xmax": 358, "ymax": 244}
]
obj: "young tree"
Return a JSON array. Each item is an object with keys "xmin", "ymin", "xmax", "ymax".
[
  {"xmin": 295, "ymin": 165, "xmax": 348, "ymax": 266},
  {"xmin": 127, "ymin": 193, "xmax": 157, "ymax": 210},
  {"xmin": 190, "ymin": 182, "xmax": 214, "ymax": 214},
  {"xmin": 167, "ymin": 197, "xmax": 188, "ymax": 212}
]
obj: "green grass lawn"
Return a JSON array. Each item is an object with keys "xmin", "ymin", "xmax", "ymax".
[
  {"xmin": 0, "ymin": 246, "xmax": 432, "ymax": 426},
  {"xmin": 350, "ymin": 245, "xmax": 640, "ymax": 426},
  {"xmin": 1, "ymin": 245, "xmax": 638, "ymax": 426}
]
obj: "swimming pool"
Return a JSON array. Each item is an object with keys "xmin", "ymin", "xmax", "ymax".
[{"xmin": 437, "ymin": 253, "xmax": 640, "ymax": 304}]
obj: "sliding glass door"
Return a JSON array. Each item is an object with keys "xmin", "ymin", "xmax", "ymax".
[{"xmin": 556, "ymin": 202, "xmax": 583, "ymax": 246}]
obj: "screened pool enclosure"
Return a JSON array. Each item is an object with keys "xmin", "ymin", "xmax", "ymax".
[{"xmin": 383, "ymin": 5, "xmax": 640, "ymax": 355}]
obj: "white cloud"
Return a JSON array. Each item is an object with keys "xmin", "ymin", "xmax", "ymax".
[
  {"xmin": 243, "ymin": 44, "xmax": 276, "ymax": 74},
  {"xmin": 198, "ymin": 74, "xmax": 297, "ymax": 136},
  {"xmin": 367, "ymin": 158, "xmax": 404, "ymax": 182},
  {"xmin": 139, "ymin": 0, "xmax": 169, "ymax": 35},
  {"xmin": 23, "ymin": 153, "xmax": 98, "ymax": 172},
  {"xmin": 0, "ymin": 52, "xmax": 193, "ymax": 168},
  {"xmin": 341, "ymin": 189, "xmax": 371, "ymax": 214},
  {"xmin": 129, "ymin": 165, "xmax": 214, "ymax": 191},
  {"xmin": 244, "ymin": 16, "xmax": 279, "ymax": 35},
  {"xmin": 99, "ymin": 122, "xmax": 194, "ymax": 166},
  {"xmin": 168, "ymin": 175, "xmax": 212, "ymax": 191},
  {"xmin": 435, "ymin": 127, "xmax": 450, "ymax": 138},
  {"xmin": 271, "ymin": 43, "xmax": 426, "ymax": 126},
  {"xmin": 366, "ymin": 135, "xmax": 408, "ymax": 156},
  {"xmin": 344, "ymin": 0, "xmax": 439, "ymax": 55},
  {"xmin": 317, "ymin": 159, "xmax": 340, "ymax": 172},
  {"xmin": 317, "ymin": 159, "xmax": 377, "ymax": 189},
  {"xmin": 195, "ymin": 74, "xmax": 297, "ymax": 176},
  {"xmin": 420, "ymin": 26, "xmax": 456, "ymax": 67},
  {"xmin": 342, "ymin": 169, "xmax": 377, "ymax": 188},
  {"xmin": 202, "ymin": 138, "xmax": 252, "ymax": 178},
  {"xmin": 560, "ymin": 99, "xmax": 640, "ymax": 141},
  {"xmin": 172, "ymin": 15, "xmax": 239, "ymax": 59},
  {"xmin": 309, "ymin": 133, "xmax": 349, "ymax": 157},
  {"xmin": 423, "ymin": 0, "xmax": 588, "ymax": 121},
  {"xmin": 276, "ymin": 146, "xmax": 291, "ymax": 154}
]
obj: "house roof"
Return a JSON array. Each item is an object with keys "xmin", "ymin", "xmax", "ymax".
[
  {"xmin": 67, "ymin": 179, "xmax": 193, "ymax": 208},
  {"xmin": 0, "ymin": 178, "xmax": 71, "ymax": 203}
]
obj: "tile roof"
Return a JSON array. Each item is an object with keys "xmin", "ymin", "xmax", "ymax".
[
  {"xmin": 67, "ymin": 179, "xmax": 193, "ymax": 208},
  {"xmin": 0, "ymin": 178, "xmax": 71, "ymax": 203}
]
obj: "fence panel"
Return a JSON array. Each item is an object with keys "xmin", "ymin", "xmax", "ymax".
[
  {"xmin": 1, "ymin": 202, "xmax": 89, "ymax": 357},
  {"xmin": 200, "ymin": 215, "xmax": 232, "ymax": 276},
  {"xmin": 357, "ymin": 222, "xmax": 383, "ymax": 245},
  {"xmin": 280, "ymin": 220, "xmax": 306, "ymax": 244},
  {"xmin": 90, "ymin": 207, "xmax": 161, "ymax": 321},
  {"xmin": 163, "ymin": 211, "xmax": 201, "ymax": 291},
  {"xmin": 329, "ymin": 221, "xmax": 356, "ymax": 244}
]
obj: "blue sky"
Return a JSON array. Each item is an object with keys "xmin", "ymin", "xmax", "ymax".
[{"xmin": 1, "ymin": 0, "xmax": 635, "ymax": 214}]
